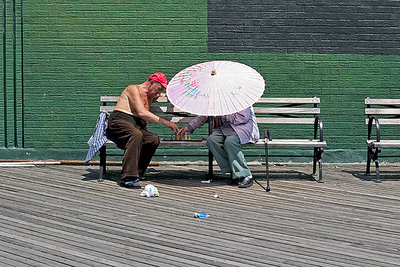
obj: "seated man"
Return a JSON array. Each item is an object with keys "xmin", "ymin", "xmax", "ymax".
[
  {"xmin": 178, "ymin": 106, "xmax": 259, "ymax": 188},
  {"xmin": 107, "ymin": 72, "xmax": 179, "ymax": 189}
]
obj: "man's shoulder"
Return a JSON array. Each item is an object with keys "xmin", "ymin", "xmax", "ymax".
[{"xmin": 125, "ymin": 84, "xmax": 140, "ymax": 91}]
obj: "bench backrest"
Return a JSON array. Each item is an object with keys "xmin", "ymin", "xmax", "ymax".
[
  {"xmin": 101, "ymin": 96, "xmax": 321, "ymax": 122},
  {"xmin": 100, "ymin": 95, "xmax": 196, "ymax": 124},
  {"xmin": 100, "ymin": 96, "xmax": 322, "ymax": 139},
  {"xmin": 253, "ymin": 97, "xmax": 321, "ymax": 124},
  {"xmin": 365, "ymin": 97, "xmax": 400, "ymax": 125}
]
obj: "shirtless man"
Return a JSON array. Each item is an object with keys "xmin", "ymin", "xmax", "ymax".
[{"xmin": 107, "ymin": 72, "xmax": 179, "ymax": 189}]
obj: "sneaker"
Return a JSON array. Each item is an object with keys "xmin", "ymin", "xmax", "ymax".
[
  {"xmin": 120, "ymin": 177, "xmax": 141, "ymax": 189},
  {"xmin": 238, "ymin": 175, "xmax": 253, "ymax": 188}
]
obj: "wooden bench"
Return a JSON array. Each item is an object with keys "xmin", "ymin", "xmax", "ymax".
[
  {"xmin": 98, "ymin": 95, "xmax": 212, "ymax": 181},
  {"xmin": 98, "ymin": 96, "xmax": 327, "ymax": 191},
  {"xmin": 247, "ymin": 97, "xmax": 327, "ymax": 190},
  {"xmin": 365, "ymin": 97, "xmax": 400, "ymax": 182}
]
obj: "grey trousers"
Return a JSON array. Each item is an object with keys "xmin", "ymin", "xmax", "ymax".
[{"xmin": 206, "ymin": 129, "xmax": 252, "ymax": 179}]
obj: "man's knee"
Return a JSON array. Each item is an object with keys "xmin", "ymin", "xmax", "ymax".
[
  {"xmin": 146, "ymin": 132, "xmax": 160, "ymax": 147},
  {"xmin": 152, "ymin": 134, "xmax": 160, "ymax": 147},
  {"xmin": 225, "ymin": 135, "xmax": 240, "ymax": 149},
  {"xmin": 206, "ymin": 134, "xmax": 219, "ymax": 147}
]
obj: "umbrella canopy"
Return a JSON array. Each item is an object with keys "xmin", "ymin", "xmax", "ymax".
[{"xmin": 166, "ymin": 61, "xmax": 265, "ymax": 116}]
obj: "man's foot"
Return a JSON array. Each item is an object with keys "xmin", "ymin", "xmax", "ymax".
[
  {"xmin": 120, "ymin": 177, "xmax": 141, "ymax": 189},
  {"xmin": 238, "ymin": 176, "xmax": 253, "ymax": 188},
  {"xmin": 227, "ymin": 178, "xmax": 238, "ymax": 186}
]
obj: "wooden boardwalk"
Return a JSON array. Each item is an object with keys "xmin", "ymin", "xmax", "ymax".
[{"xmin": 0, "ymin": 162, "xmax": 400, "ymax": 266}]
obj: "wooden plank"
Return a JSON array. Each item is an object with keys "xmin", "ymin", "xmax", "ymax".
[
  {"xmin": 101, "ymin": 96, "xmax": 169, "ymax": 103},
  {"xmin": 365, "ymin": 108, "xmax": 400, "ymax": 115},
  {"xmin": 1, "ymin": 165, "xmax": 400, "ymax": 266},
  {"xmin": 253, "ymin": 107, "xmax": 320, "ymax": 114},
  {"xmin": 105, "ymin": 139, "xmax": 207, "ymax": 146},
  {"xmin": 101, "ymin": 96, "xmax": 320, "ymax": 105},
  {"xmin": 266, "ymin": 139, "xmax": 327, "ymax": 147},
  {"xmin": 255, "ymin": 117, "xmax": 316, "ymax": 124},
  {"xmin": 255, "ymin": 97, "xmax": 320, "ymax": 104},
  {"xmin": 100, "ymin": 95, "xmax": 119, "ymax": 102},
  {"xmin": 366, "ymin": 140, "xmax": 400, "ymax": 148},
  {"xmin": 163, "ymin": 117, "xmax": 195, "ymax": 123},
  {"xmin": 160, "ymin": 140, "xmax": 207, "ymax": 146},
  {"xmin": 365, "ymin": 118, "xmax": 400, "ymax": 125},
  {"xmin": 365, "ymin": 98, "xmax": 400, "ymax": 105},
  {"xmin": 150, "ymin": 106, "xmax": 186, "ymax": 113},
  {"xmin": 99, "ymin": 106, "xmax": 114, "ymax": 113}
]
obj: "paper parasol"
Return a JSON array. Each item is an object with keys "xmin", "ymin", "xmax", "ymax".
[{"xmin": 166, "ymin": 61, "xmax": 265, "ymax": 116}]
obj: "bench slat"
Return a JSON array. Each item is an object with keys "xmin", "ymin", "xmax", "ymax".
[
  {"xmin": 365, "ymin": 108, "xmax": 400, "ymax": 115},
  {"xmin": 100, "ymin": 96, "xmax": 119, "ymax": 102},
  {"xmin": 253, "ymin": 107, "xmax": 320, "ymax": 115},
  {"xmin": 101, "ymin": 96, "xmax": 169, "ymax": 103},
  {"xmin": 255, "ymin": 97, "xmax": 320, "ymax": 104},
  {"xmin": 365, "ymin": 118, "xmax": 400, "ymax": 125},
  {"xmin": 100, "ymin": 106, "xmax": 114, "ymax": 113},
  {"xmin": 365, "ymin": 98, "xmax": 400, "ymax": 105},
  {"xmin": 150, "ymin": 106, "xmax": 185, "ymax": 113},
  {"xmin": 255, "ymin": 117, "xmax": 315, "ymax": 124},
  {"xmin": 101, "ymin": 106, "xmax": 188, "ymax": 115},
  {"xmin": 106, "ymin": 139, "xmax": 207, "ymax": 146},
  {"xmin": 265, "ymin": 139, "xmax": 327, "ymax": 147},
  {"xmin": 164, "ymin": 117, "xmax": 195, "ymax": 123},
  {"xmin": 102, "ymin": 96, "xmax": 320, "ymax": 105},
  {"xmin": 366, "ymin": 140, "xmax": 400, "ymax": 148}
]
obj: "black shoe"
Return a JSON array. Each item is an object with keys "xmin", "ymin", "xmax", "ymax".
[
  {"xmin": 120, "ymin": 177, "xmax": 141, "ymax": 189},
  {"xmin": 227, "ymin": 178, "xmax": 238, "ymax": 186},
  {"xmin": 238, "ymin": 176, "xmax": 253, "ymax": 188}
]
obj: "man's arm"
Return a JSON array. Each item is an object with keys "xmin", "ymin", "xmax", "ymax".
[{"xmin": 127, "ymin": 85, "xmax": 179, "ymax": 132}]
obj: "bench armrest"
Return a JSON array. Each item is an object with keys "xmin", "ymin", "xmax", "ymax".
[
  {"xmin": 367, "ymin": 116, "xmax": 381, "ymax": 142},
  {"xmin": 264, "ymin": 129, "xmax": 272, "ymax": 141},
  {"xmin": 314, "ymin": 116, "xmax": 324, "ymax": 142}
]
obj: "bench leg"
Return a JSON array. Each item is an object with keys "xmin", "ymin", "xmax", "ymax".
[
  {"xmin": 318, "ymin": 158, "xmax": 323, "ymax": 183},
  {"xmin": 265, "ymin": 144, "xmax": 270, "ymax": 191},
  {"xmin": 317, "ymin": 148, "xmax": 323, "ymax": 183},
  {"xmin": 207, "ymin": 150, "xmax": 214, "ymax": 180},
  {"xmin": 312, "ymin": 147, "xmax": 317, "ymax": 175},
  {"xmin": 253, "ymin": 144, "xmax": 270, "ymax": 192},
  {"xmin": 371, "ymin": 148, "xmax": 381, "ymax": 183},
  {"xmin": 99, "ymin": 146, "xmax": 106, "ymax": 182},
  {"xmin": 374, "ymin": 159, "xmax": 381, "ymax": 183},
  {"xmin": 366, "ymin": 147, "xmax": 373, "ymax": 175}
]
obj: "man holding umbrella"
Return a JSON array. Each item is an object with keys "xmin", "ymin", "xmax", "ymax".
[{"xmin": 107, "ymin": 72, "xmax": 179, "ymax": 189}]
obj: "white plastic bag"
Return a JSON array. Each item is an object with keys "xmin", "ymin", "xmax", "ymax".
[{"xmin": 140, "ymin": 184, "xmax": 159, "ymax": 197}]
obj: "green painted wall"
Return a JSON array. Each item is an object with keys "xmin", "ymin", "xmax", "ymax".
[{"xmin": 1, "ymin": 1, "xmax": 400, "ymax": 163}]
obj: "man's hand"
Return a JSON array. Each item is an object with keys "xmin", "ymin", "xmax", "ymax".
[
  {"xmin": 177, "ymin": 126, "xmax": 189, "ymax": 136},
  {"xmin": 165, "ymin": 121, "xmax": 179, "ymax": 133}
]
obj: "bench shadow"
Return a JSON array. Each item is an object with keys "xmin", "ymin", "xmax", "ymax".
[
  {"xmin": 82, "ymin": 167, "xmax": 224, "ymax": 188},
  {"xmin": 144, "ymin": 168, "xmax": 226, "ymax": 188},
  {"xmin": 251, "ymin": 169, "xmax": 317, "ymax": 182},
  {"xmin": 342, "ymin": 169, "xmax": 400, "ymax": 181},
  {"xmin": 81, "ymin": 167, "xmax": 318, "ymax": 187},
  {"xmin": 82, "ymin": 167, "xmax": 120, "ymax": 183}
]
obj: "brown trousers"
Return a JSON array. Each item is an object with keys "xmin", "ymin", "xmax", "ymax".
[{"xmin": 106, "ymin": 110, "xmax": 160, "ymax": 178}]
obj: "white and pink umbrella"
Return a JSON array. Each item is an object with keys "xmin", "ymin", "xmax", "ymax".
[{"xmin": 166, "ymin": 61, "xmax": 265, "ymax": 116}]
